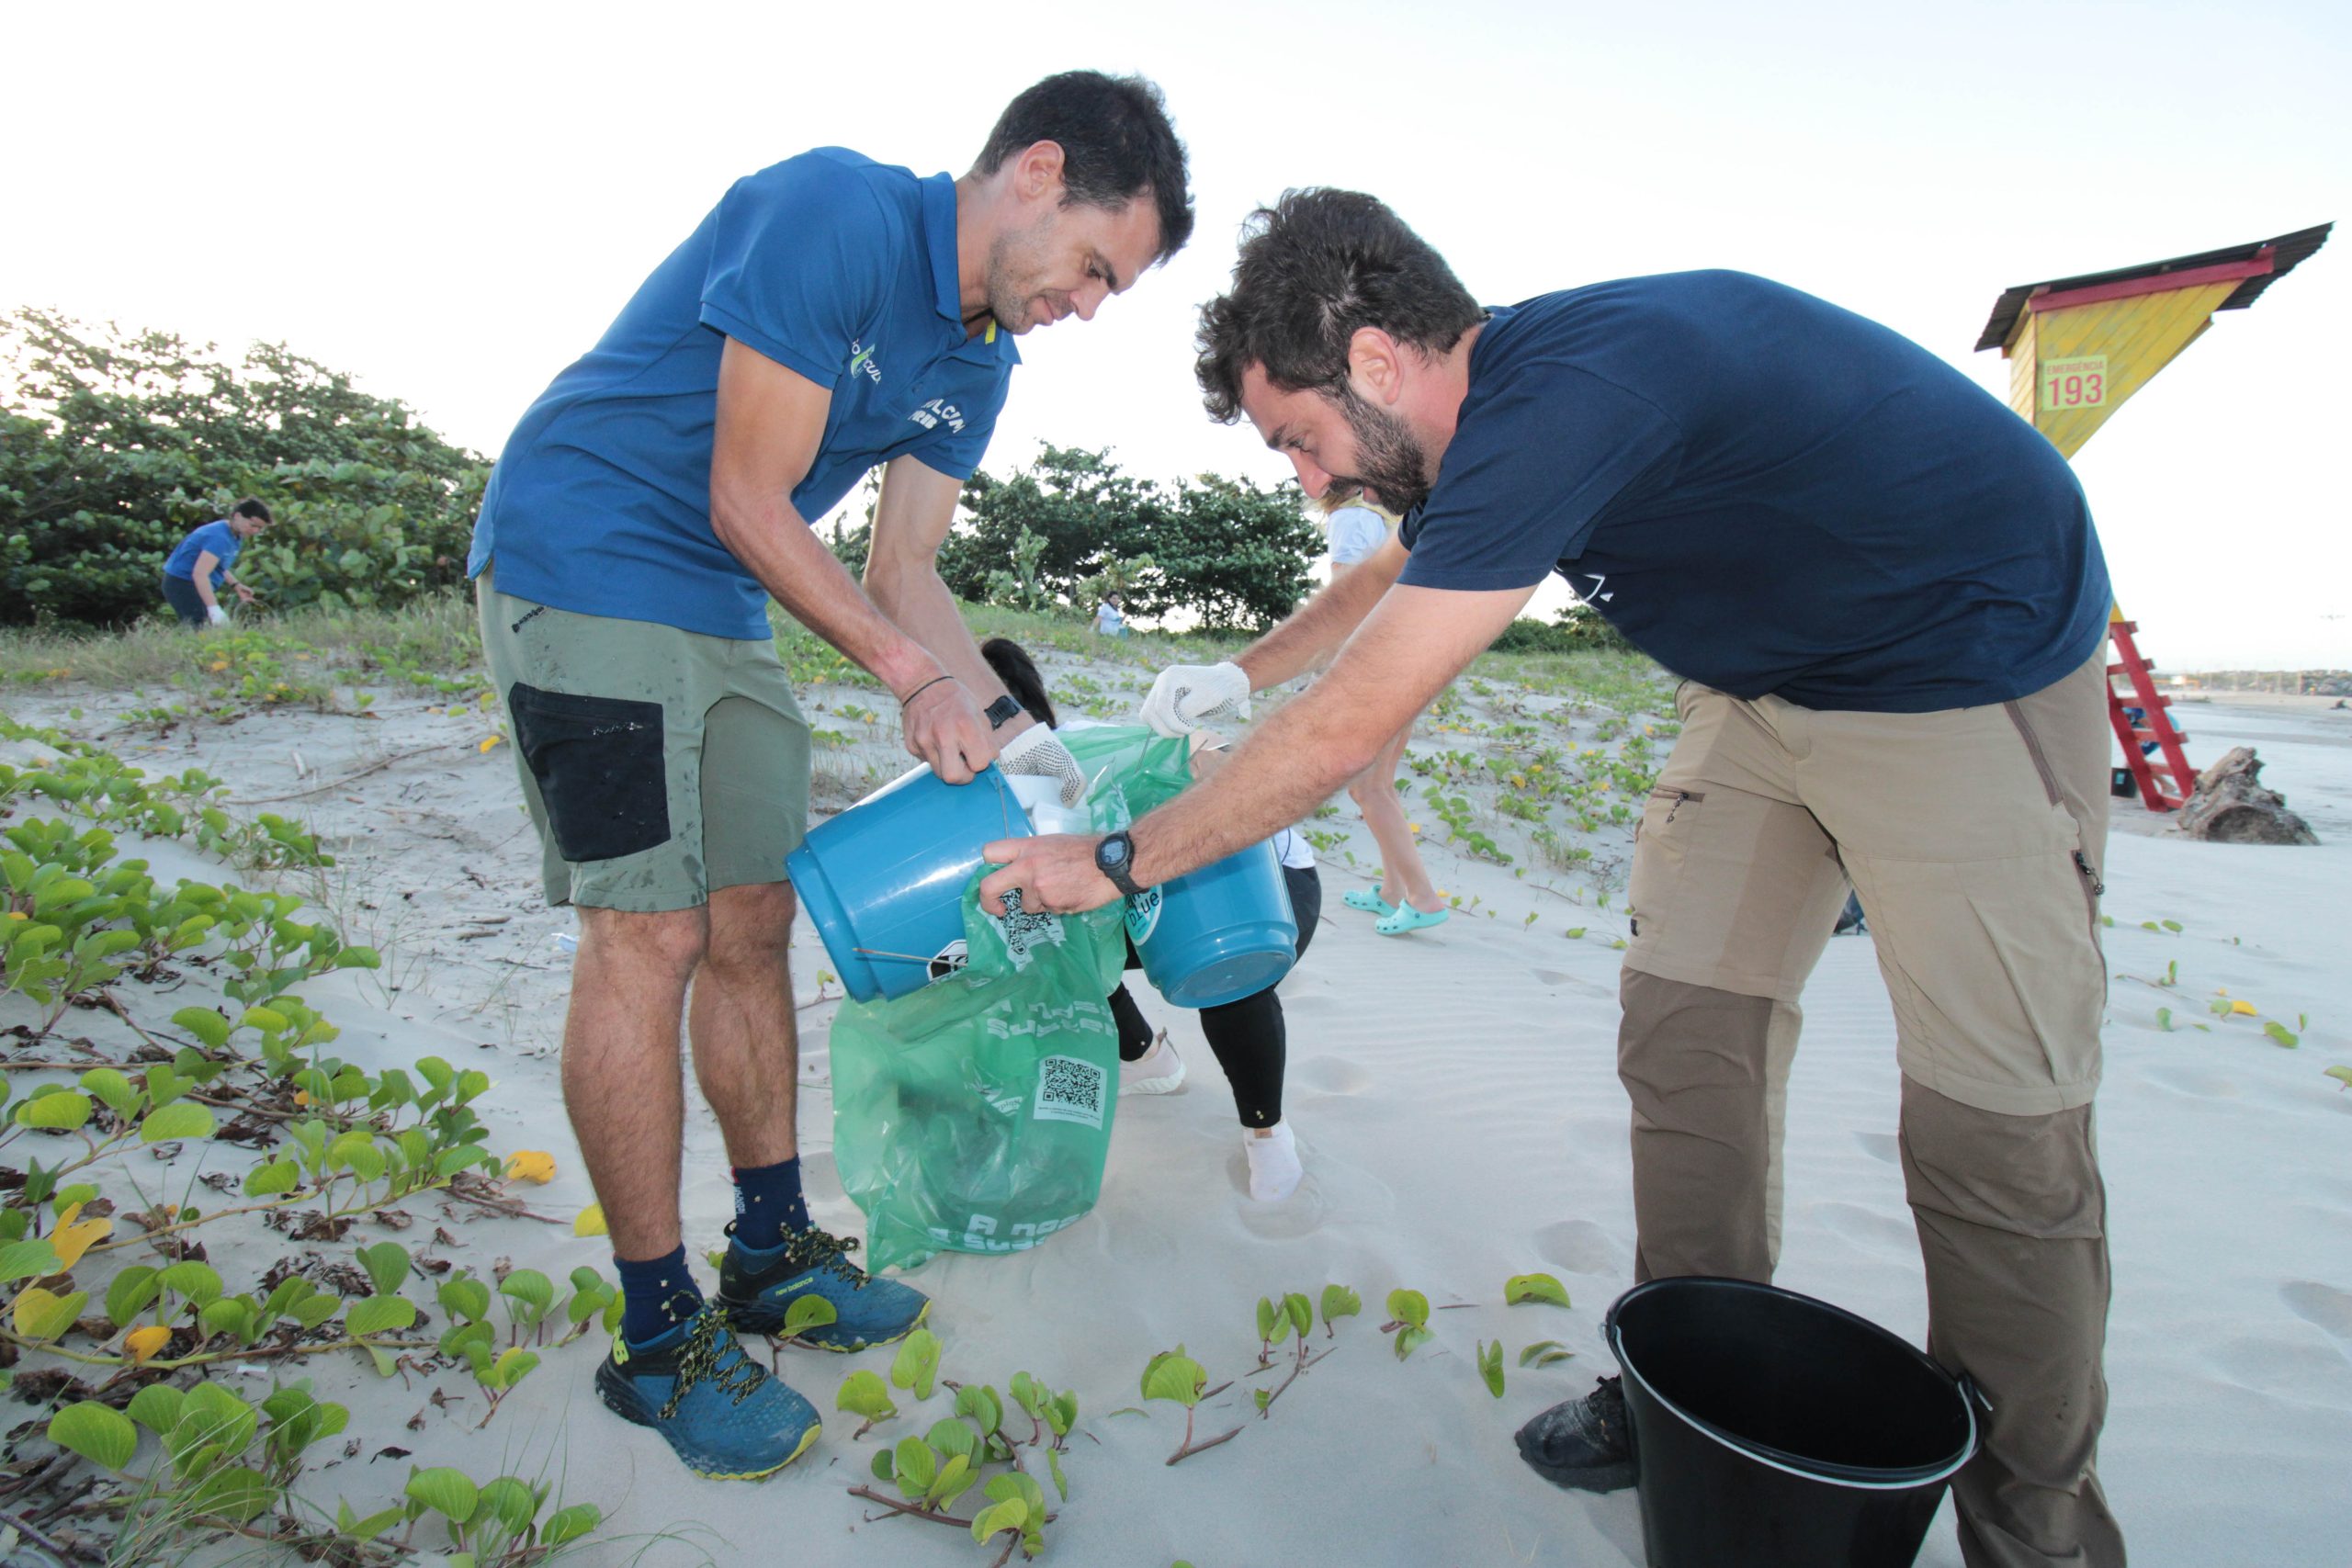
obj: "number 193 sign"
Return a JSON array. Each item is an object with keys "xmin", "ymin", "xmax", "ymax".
[{"xmin": 2041, "ymin": 355, "xmax": 2109, "ymax": 412}]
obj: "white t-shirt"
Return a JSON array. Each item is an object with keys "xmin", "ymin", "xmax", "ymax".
[{"xmin": 1326, "ymin": 504, "xmax": 1391, "ymax": 568}]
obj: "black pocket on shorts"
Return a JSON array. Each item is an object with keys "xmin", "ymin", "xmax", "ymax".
[{"xmin": 507, "ymin": 683, "xmax": 672, "ymax": 863}]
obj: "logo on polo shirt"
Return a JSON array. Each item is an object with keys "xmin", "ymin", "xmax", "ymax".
[
  {"xmin": 848, "ymin": 340, "xmax": 882, "ymax": 384},
  {"xmin": 908, "ymin": 398, "xmax": 966, "ymax": 435}
]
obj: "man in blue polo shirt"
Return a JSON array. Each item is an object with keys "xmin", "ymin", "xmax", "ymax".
[
  {"xmin": 469, "ymin": 71, "xmax": 1190, "ymax": 1480},
  {"xmin": 160, "ymin": 499, "xmax": 270, "ymax": 626},
  {"xmin": 986, "ymin": 190, "xmax": 2124, "ymax": 1568}
]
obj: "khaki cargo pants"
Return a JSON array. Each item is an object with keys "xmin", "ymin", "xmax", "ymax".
[{"xmin": 1619, "ymin": 655, "xmax": 2125, "ymax": 1568}]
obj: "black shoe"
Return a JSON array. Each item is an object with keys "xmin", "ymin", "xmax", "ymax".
[{"xmin": 1515, "ymin": 1375, "xmax": 1636, "ymax": 1492}]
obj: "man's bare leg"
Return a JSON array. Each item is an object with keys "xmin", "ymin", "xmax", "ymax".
[
  {"xmin": 562, "ymin": 903, "xmax": 709, "ymax": 1261},
  {"xmin": 688, "ymin": 880, "xmax": 799, "ymax": 1168}
]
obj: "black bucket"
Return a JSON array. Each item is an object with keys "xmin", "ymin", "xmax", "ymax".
[{"xmin": 1605, "ymin": 1277, "xmax": 1979, "ymax": 1568}]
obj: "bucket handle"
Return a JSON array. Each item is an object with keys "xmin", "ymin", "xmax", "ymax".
[{"xmin": 1960, "ymin": 1372, "xmax": 1991, "ymax": 1418}]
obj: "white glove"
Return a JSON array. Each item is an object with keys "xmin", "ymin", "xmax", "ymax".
[
  {"xmin": 1139, "ymin": 662, "xmax": 1251, "ymax": 738},
  {"xmin": 206, "ymin": 604, "xmax": 230, "ymax": 626},
  {"xmin": 995, "ymin": 723, "xmax": 1086, "ymax": 809}
]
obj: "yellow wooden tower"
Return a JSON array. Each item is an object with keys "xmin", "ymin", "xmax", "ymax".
[{"xmin": 1974, "ymin": 222, "xmax": 2332, "ymax": 809}]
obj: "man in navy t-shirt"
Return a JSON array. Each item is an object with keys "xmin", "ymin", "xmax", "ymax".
[
  {"xmin": 160, "ymin": 499, "xmax": 270, "ymax": 626},
  {"xmin": 469, "ymin": 73, "xmax": 1190, "ymax": 1482},
  {"xmin": 987, "ymin": 190, "xmax": 2123, "ymax": 1567}
]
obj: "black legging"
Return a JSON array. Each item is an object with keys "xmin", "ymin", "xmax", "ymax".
[{"xmin": 1111, "ymin": 864, "xmax": 1321, "ymax": 1129}]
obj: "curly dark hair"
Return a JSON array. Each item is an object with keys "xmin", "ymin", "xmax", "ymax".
[
  {"xmin": 977, "ymin": 72, "xmax": 1194, "ymax": 264},
  {"xmin": 1194, "ymin": 189, "xmax": 1482, "ymax": 423}
]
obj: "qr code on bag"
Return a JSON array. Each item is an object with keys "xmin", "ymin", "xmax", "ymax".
[{"xmin": 1034, "ymin": 1054, "xmax": 1107, "ymax": 1129}]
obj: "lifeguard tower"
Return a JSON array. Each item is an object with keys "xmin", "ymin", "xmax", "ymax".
[{"xmin": 1974, "ymin": 222, "xmax": 2331, "ymax": 810}]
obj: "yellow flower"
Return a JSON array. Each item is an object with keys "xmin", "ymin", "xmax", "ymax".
[
  {"xmin": 6, "ymin": 911, "xmax": 25, "ymax": 921},
  {"xmin": 209, "ymin": 660, "xmax": 228, "ymax": 671},
  {"xmin": 504, "ymin": 1150, "xmax": 557, "ymax": 1184},
  {"xmin": 1408, "ymin": 822, "xmax": 1422, "ymax": 834},
  {"xmin": 2230, "ymin": 999, "xmax": 2259, "ymax": 1016},
  {"xmin": 478, "ymin": 736, "xmax": 503, "ymax": 753},
  {"xmin": 573, "ymin": 1202, "xmax": 608, "ymax": 1237},
  {"xmin": 125, "ymin": 1325, "xmax": 172, "ymax": 1364},
  {"xmin": 292, "ymin": 1089, "xmax": 311, "ymax": 1108}
]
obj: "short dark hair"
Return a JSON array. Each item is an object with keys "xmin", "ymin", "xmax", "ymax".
[
  {"xmin": 980, "ymin": 637, "xmax": 1057, "ymax": 729},
  {"xmin": 231, "ymin": 497, "xmax": 272, "ymax": 523},
  {"xmin": 1195, "ymin": 189, "xmax": 1483, "ymax": 423},
  {"xmin": 977, "ymin": 72, "xmax": 1193, "ymax": 264}
]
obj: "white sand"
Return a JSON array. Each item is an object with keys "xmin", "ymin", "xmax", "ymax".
[{"xmin": 6, "ymin": 666, "xmax": 2348, "ymax": 1567}]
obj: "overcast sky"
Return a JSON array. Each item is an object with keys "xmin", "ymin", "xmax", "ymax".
[{"xmin": 8, "ymin": 0, "xmax": 2346, "ymax": 667}]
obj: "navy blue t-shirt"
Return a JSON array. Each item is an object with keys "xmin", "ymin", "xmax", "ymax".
[
  {"xmin": 469, "ymin": 148, "xmax": 1021, "ymax": 640},
  {"xmin": 1396, "ymin": 273, "xmax": 2110, "ymax": 712}
]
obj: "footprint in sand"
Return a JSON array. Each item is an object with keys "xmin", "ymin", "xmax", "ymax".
[
  {"xmin": 1230, "ymin": 1150, "xmax": 1396, "ymax": 1239},
  {"xmin": 1812, "ymin": 1201, "xmax": 1915, "ymax": 1257},
  {"xmin": 1853, "ymin": 1132, "xmax": 1901, "ymax": 1166},
  {"xmin": 1296, "ymin": 1057, "xmax": 1374, "ymax": 1095},
  {"xmin": 1533, "ymin": 1218, "xmax": 1628, "ymax": 1277},
  {"xmin": 2281, "ymin": 1280, "xmax": 2352, "ymax": 1342},
  {"xmin": 1531, "ymin": 967, "xmax": 1614, "ymax": 999},
  {"xmin": 2141, "ymin": 1063, "xmax": 2240, "ymax": 1099},
  {"xmin": 2214, "ymin": 1334, "xmax": 2352, "ymax": 1399}
]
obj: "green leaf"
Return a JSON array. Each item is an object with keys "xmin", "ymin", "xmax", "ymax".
[
  {"xmin": 477, "ymin": 1475, "xmax": 539, "ymax": 1536},
  {"xmin": 356, "ymin": 1243, "xmax": 409, "ymax": 1298},
  {"xmin": 0, "ymin": 1238, "xmax": 63, "ymax": 1284},
  {"xmin": 970, "ymin": 1498, "xmax": 1027, "ymax": 1545},
  {"xmin": 346, "ymin": 1295, "xmax": 417, "ymax": 1337},
  {"xmin": 48, "ymin": 1402, "xmax": 138, "ymax": 1472},
  {"xmin": 487, "ymin": 1348, "xmax": 539, "ymax": 1390},
  {"xmin": 1255, "ymin": 1295, "xmax": 1277, "ymax": 1341},
  {"xmin": 158, "ymin": 1259, "xmax": 222, "ymax": 1308},
  {"xmin": 889, "ymin": 1326, "xmax": 941, "ymax": 1399},
  {"xmin": 127, "ymin": 1384, "xmax": 186, "ymax": 1436},
  {"xmin": 106, "ymin": 1265, "xmax": 162, "ymax": 1327},
  {"xmin": 1477, "ymin": 1339, "xmax": 1506, "ymax": 1397},
  {"xmin": 542, "ymin": 1503, "xmax": 600, "ymax": 1547},
  {"xmin": 926, "ymin": 1451, "xmax": 973, "ymax": 1507},
  {"xmin": 2155, "ymin": 1008, "xmax": 2174, "ymax": 1032},
  {"xmin": 1283, "ymin": 1292, "xmax": 1313, "ymax": 1340},
  {"xmin": 927, "ymin": 1417, "xmax": 978, "ymax": 1463},
  {"xmin": 870, "ymin": 1449, "xmax": 896, "ymax": 1482},
  {"xmin": 2325, "ymin": 1065, "xmax": 2352, "ymax": 1089},
  {"xmin": 1046, "ymin": 1445, "xmax": 1069, "ymax": 1500},
  {"xmin": 1140, "ymin": 1350, "xmax": 1206, "ymax": 1407},
  {"xmin": 891, "ymin": 1436, "xmax": 938, "ymax": 1498},
  {"xmin": 2265, "ymin": 1021, "xmax": 2301, "ymax": 1049},
  {"xmin": 2161, "ymin": 919, "xmax": 2184, "ymax": 933},
  {"xmin": 836, "ymin": 1370, "xmax": 897, "ymax": 1422},
  {"xmin": 171, "ymin": 1007, "xmax": 231, "ymax": 1048},
  {"xmin": 1320, "ymin": 1283, "xmax": 1362, "ymax": 1331},
  {"xmin": 77, "ymin": 1067, "xmax": 140, "ymax": 1116},
  {"xmin": 498, "ymin": 1267, "xmax": 553, "ymax": 1315},
  {"xmin": 139, "ymin": 1101, "xmax": 217, "ymax": 1144},
  {"xmin": 1385, "ymin": 1288, "xmax": 1430, "ymax": 1328},
  {"xmin": 1518, "ymin": 1339, "xmax": 1571, "ymax": 1368},
  {"xmin": 405, "ymin": 1466, "xmax": 480, "ymax": 1524},
  {"xmin": 16, "ymin": 1092, "xmax": 93, "ymax": 1132},
  {"xmin": 16, "ymin": 1288, "xmax": 88, "ymax": 1341},
  {"xmin": 1394, "ymin": 1325, "xmax": 1433, "ymax": 1361},
  {"xmin": 782, "ymin": 1295, "xmax": 839, "ymax": 1337},
  {"xmin": 1504, "ymin": 1272, "xmax": 1572, "ymax": 1309},
  {"xmin": 187, "ymin": 1463, "xmax": 273, "ymax": 1523},
  {"xmin": 243, "ymin": 1157, "xmax": 302, "ymax": 1197},
  {"xmin": 955, "ymin": 1382, "xmax": 1002, "ymax": 1435}
]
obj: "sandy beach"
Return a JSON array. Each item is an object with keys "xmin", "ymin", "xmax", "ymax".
[{"xmin": 5, "ymin": 646, "xmax": 2347, "ymax": 1568}]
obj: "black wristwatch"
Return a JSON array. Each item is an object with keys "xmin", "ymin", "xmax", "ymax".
[
  {"xmin": 1093, "ymin": 830, "xmax": 1146, "ymax": 898},
  {"xmin": 984, "ymin": 694, "xmax": 1023, "ymax": 730}
]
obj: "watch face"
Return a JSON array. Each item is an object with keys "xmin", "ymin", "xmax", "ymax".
[{"xmin": 1099, "ymin": 836, "xmax": 1130, "ymax": 869}]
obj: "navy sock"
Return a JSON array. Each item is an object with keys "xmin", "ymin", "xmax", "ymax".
[
  {"xmin": 731, "ymin": 1157, "xmax": 808, "ymax": 1251},
  {"xmin": 614, "ymin": 1246, "xmax": 702, "ymax": 1348}
]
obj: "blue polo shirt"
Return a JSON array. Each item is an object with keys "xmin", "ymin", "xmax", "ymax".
[
  {"xmin": 164, "ymin": 520, "xmax": 241, "ymax": 588},
  {"xmin": 1396, "ymin": 274, "xmax": 2110, "ymax": 712},
  {"xmin": 469, "ymin": 147, "xmax": 1021, "ymax": 640}
]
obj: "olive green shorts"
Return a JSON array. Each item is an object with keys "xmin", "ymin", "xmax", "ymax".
[{"xmin": 476, "ymin": 570, "xmax": 810, "ymax": 913}]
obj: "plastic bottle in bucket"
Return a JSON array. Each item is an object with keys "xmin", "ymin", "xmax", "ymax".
[
  {"xmin": 1129, "ymin": 838, "xmax": 1297, "ymax": 1009},
  {"xmin": 787, "ymin": 763, "xmax": 1031, "ymax": 1003},
  {"xmin": 1604, "ymin": 1276, "xmax": 1979, "ymax": 1568}
]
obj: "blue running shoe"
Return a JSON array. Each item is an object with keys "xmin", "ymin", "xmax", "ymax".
[
  {"xmin": 593, "ymin": 1301, "xmax": 820, "ymax": 1479},
  {"xmin": 717, "ymin": 1223, "xmax": 931, "ymax": 1352}
]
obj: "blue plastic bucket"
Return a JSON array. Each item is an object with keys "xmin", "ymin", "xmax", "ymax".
[
  {"xmin": 787, "ymin": 764, "xmax": 1030, "ymax": 1003},
  {"xmin": 1129, "ymin": 839, "xmax": 1297, "ymax": 1009}
]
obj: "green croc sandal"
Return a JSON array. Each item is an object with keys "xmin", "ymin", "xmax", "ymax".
[
  {"xmin": 1374, "ymin": 904, "xmax": 1450, "ymax": 937},
  {"xmin": 1341, "ymin": 888, "xmax": 1396, "ymax": 917}
]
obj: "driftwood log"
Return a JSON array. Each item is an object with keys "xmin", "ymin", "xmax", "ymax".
[{"xmin": 2175, "ymin": 747, "xmax": 2319, "ymax": 845}]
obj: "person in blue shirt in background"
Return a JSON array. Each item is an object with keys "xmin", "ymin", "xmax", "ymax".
[
  {"xmin": 160, "ymin": 499, "xmax": 269, "ymax": 626},
  {"xmin": 467, "ymin": 72, "xmax": 1191, "ymax": 1481},
  {"xmin": 989, "ymin": 189, "xmax": 2124, "ymax": 1568}
]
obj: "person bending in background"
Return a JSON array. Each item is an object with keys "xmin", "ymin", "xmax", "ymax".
[
  {"xmin": 982, "ymin": 637, "xmax": 1319, "ymax": 1201},
  {"xmin": 1324, "ymin": 499, "xmax": 1447, "ymax": 936},
  {"xmin": 161, "ymin": 499, "xmax": 269, "ymax": 627}
]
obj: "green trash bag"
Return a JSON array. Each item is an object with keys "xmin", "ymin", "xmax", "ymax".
[{"xmin": 830, "ymin": 726, "xmax": 1196, "ymax": 1270}]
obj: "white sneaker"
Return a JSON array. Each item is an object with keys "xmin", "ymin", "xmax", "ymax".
[
  {"xmin": 1244, "ymin": 1122, "xmax": 1303, "ymax": 1202},
  {"xmin": 1119, "ymin": 1032, "xmax": 1185, "ymax": 1095}
]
